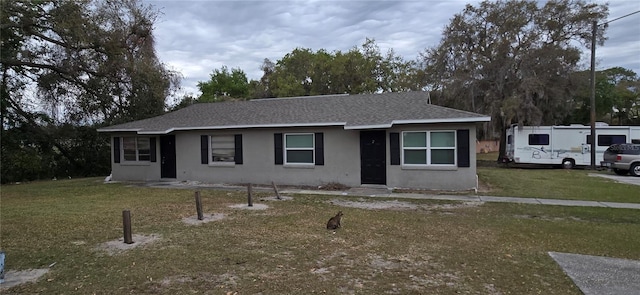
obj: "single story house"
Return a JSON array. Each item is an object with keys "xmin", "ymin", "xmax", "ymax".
[{"xmin": 98, "ymin": 91, "xmax": 490, "ymax": 190}]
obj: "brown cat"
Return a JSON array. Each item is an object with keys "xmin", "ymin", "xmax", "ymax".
[{"xmin": 326, "ymin": 211, "xmax": 343, "ymax": 230}]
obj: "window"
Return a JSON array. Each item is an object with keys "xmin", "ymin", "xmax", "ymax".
[
  {"xmin": 599, "ymin": 135, "xmax": 626, "ymax": 146},
  {"xmin": 402, "ymin": 131, "xmax": 455, "ymax": 165},
  {"xmin": 201, "ymin": 134, "xmax": 242, "ymax": 165},
  {"xmin": 122, "ymin": 137, "xmax": 150, "ymax": 162},
  {"xmin": 285, "ymin": 133, "xmax": 314, "ymax": 164},
  {"xmin": 210, "ymin": 135, "xmax": 235, "ymax": 162},
  {"xmin": 528, "ymin": 134, "xmax": 549, "ymax": 145},
  {"xmin": 587, "ymin": 134, "xmax": 627, "ymax": 146}
]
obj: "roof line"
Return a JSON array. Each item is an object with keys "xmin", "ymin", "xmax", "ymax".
[
  {"xmin": 344, "ymin": 117, "xmax": 492, "ymax": 130},
  {"xmin": 99, "ymin": 117, "xmax": 492, "ymax": 134},
  {"xmin": 100, "ymin": 122, "xmax": 348, "ymax": 134}
]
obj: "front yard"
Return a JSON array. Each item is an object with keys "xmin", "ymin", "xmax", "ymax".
[{"xmin": 1, "ymin": 177, "xmax": 639, "ymax": 294}]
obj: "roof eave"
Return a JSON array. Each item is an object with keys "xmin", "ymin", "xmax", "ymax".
[
  {"xmin": 98, "ymin": 122, "xmax": 348, "ymax": 135},
  {"xmin": 344, "ymin": 117, "xmax": 492, "ymax": 130}
]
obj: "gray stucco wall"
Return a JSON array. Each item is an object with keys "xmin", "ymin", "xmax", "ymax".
[
  {"xmin": 109, "ymin": 123, "xmax": 478, "ymax": 190},
  {"xmin": 175, "ymin": 127, "xmax": 362, "ymax": 187},
  {"xmin": 386, "ymin": 124, "xmax": 478, "ymax": 190}
]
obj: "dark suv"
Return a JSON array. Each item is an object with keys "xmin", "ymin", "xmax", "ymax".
[{"xmin": 601, "ymin": 143, "xmax": 640, "ymax": 176}]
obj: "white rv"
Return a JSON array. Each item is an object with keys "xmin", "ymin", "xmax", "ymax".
[{"xmin": 505, "ymin": 124, "xmax": 640, "ymax": 168}]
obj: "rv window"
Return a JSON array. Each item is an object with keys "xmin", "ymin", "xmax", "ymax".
[
  {"xmin": 528, "ymin": 134, "xmax": 549, "ymax": 145},
  {"xmin": 507, "ymin": 135, "xmax": 512, "ymax": 145},
  {"xmin": 598, "ymin": 135, "xmax": 626, "ymax": 146}
]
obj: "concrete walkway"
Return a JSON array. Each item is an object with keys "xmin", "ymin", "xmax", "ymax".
[
  {"xmin": 278, "ymin": 187, "xmax": 640, "ymax": 210},
  {"xmin": 137, "ymin": 181, "xmax": 640, "ymax": 210}
]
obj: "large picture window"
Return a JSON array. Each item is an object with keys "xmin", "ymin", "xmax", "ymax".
[
  {"xmin": 210, "ymin": 135, "xmax": 235, "ymax": 162},
  {"xmin": 402, "ymin": 131, "xmax": 455, "ymax": 165},
  {"xmin": 285, "ymin": 133, "xmax": 314, "ymax": 164},
  {"xmin": 122, "ymin": 137, "xmax": 150, "ymax": 162}
]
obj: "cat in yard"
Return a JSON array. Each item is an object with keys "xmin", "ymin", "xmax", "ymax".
[{"xmin": 326, "ymin": 211, "xmax": 343, "ymax": 230}]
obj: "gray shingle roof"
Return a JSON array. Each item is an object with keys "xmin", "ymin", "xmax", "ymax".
[{"xmin": 98, "ymin": 91, "xmax": 490, "ymax": 134}]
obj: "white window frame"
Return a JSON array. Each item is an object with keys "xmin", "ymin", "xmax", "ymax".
[
  {"xmin": 284, "ymin": 133, "xmax": 315, "ymax": 165},
  {"xmin": 209, "ymin": 135, "xmax": 236, "ymax": 164},
  {"xmin": 401, "ymin": 131, "xmax": 456, "ymax": 166},
  {"xmin": 122, "ymin": 136, "xmax": 151, "ymax": 162}
]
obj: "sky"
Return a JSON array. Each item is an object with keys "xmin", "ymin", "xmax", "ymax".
[{"xmin": 143, "ymin": 0, "xmax": 640, "ymax": 100}]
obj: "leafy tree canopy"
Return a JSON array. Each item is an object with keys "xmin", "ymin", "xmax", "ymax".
[
  {"xmin": 197, "ymin": 66, "xmax": 249, "ymax": 102},
  {"xmin": 1, "ymin": 0, "xmax": 178, "ymax": 183},
  {"xmin": 420, "ymin": 0, "xmax": 609, "ymax": 154}
]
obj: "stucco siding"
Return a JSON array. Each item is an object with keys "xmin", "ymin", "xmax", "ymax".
[
  {"xmin": 109, "ymin": 134, "xmax": 161, "ymax": 182},
  {"xmin": 109, "ymin": 123, "xmax": 479, "ymax": 190},
  {"xmin": 386, "ymin": 124, "xmax": 478, "ymax": 190},
  {"xmin": 175, "ymin": 127, "xmax": 362, "ymax": 187}
]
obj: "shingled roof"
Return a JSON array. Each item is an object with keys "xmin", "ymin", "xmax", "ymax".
[{"xmin": 98, "ymin": 91, "xmax": 490, "ymax": 134}]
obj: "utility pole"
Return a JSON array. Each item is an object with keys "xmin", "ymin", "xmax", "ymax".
[
  {"xmin": 589, "ymin": 20, "xmax": 597, "ymax": 170},
  {"xmin": 588, "ymin": 11, "xmax": 640, "ymax": 170}
]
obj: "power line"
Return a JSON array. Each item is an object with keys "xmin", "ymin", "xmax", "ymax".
[{"xmin": 600, "ymin": 10, "xmax": 640, "ymax": 26}]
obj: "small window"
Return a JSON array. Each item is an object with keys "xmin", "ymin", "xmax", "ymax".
[
  {"xmin": 402, "ymin": 131, "xmax": 455, "ymax": 165},
  {"xmin": 122, "ymin": 137, "xmax": 150, "ymax": 162},
  {"xmin": 598, "ymin": 135, "xmax": 626, "ymax": 146},
  {"xmin": 285, "ymin": 133, "xmax": 314, "ymax": 164},
  {"xmin": 507, "ymin": 135, "xmax": 512, "ymax": 145},
  {"xmin": 211, "ymin": 135, "xmax": 235, "ymax": 162},
  {"xmin": 528, "ymin": 134, "xmax": 549, "ymax": 145},
  {"xmin": 588, "ymin": 134, "xmax": 628, "ymax": 146}
]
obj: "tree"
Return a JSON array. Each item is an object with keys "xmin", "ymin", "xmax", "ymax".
[
  {"xmin": 1, "ymin": 0, "xmax": 178, "ymax": 183},
  {"xmin": 420, "ymin": 0, "xmax": 608, "ymax": 159},
  {"xmin": 197, "ymin": 66, "xmax": 249, "ymax": 102},
  {"xmin": 248, "ymin": 58, "xmax": 276, "ymax": 99},
  {"xmin": 257, "ymin": 39, "xmax": 421, "ymax": 98}
]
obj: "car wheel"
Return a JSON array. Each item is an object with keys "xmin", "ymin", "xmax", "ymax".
[
  {"xmin": 561, "ymin": 159, "xmax": 575, "ymax": 169},
  {"xmin": 630, "ymin": 163, "xmax": 640, "ymax": 177},
  {"xmin": 613, "ymin": 168, "xmax": 629, "ymax": 176}
]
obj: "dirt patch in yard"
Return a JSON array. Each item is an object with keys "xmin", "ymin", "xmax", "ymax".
[
  {"xmin": 0, "ymin": 269, "xmax": 50, "ymax": 290},
  {"xmin": 94, "ymin": 234, "xmax": 161, "ymax": 256},
  {"xmin": 182, "ymin": 213, "xmax": 226, "ymax": 225}
]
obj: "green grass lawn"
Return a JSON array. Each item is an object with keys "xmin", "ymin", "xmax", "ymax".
[
  {"xmin": 2, "ymin": 178, "xmax": 640, "ymax": 294},
  {"xmin": 476, "ymin": 157, "xmax": 640, "ymax": 203}
]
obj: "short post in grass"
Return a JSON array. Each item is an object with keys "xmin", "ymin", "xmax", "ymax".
[
  {"xmin": 247, "ymin": 183, "xmax": 253, "ymax": 207},
  {"xmin": 195, "ymin": 191, "xmax": 204, "ymax": 220},
  {"xmin": 272, "ymin": 181, "xmax": 282, "ymax": 200},
  {"xmin": 122, "ymin": 210, "xmax": 133, "ymax": 244}
]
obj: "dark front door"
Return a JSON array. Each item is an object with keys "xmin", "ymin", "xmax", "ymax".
[
  {"xmin": 360, "ymin": 130, "xmax": 386, "ymax": 185},
  {"xmin": 160, "ymin": 135, "xmax": 176, "ymax": 179}
]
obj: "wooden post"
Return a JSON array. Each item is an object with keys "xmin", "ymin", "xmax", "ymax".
[
  {"xmin": 195, "ymin": 191, "xmax": 203, "ymax": 220},
  {"xmin": 122, "ymin": 210, "xmax": 133, "ymax": 244},
  {"xmin": 272, "ymin": 181, "xmax": 281, "ymax": 200},
  {"xmin": 247, "ymin": 183, "xmax": 253, "ymax": 207}
]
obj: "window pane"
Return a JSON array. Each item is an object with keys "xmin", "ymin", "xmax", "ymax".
[
  {"xmin": 403, "ymin": 132, "xmax": 426, "ymax": 147},
  {"xmin": 431, "ymin": 149, "xmax": 455, "ymax": 164},
  {"xmin": 528, "ymin": 134, "xmax": 549, "ymax": 145},
  {"xmin": 404, "ymin": 150, "xmax": 427, "ymax": 164},
  {"xmin": 122, "ymin": 137, "xmax": 137, "ymax": 161},
  {"xmin": 286, "ymin": 134, "xmax": 313, "ymax": 148},
  {"xmin": 211, "ymin": 135, "xmax": 235, "ymax": 162},
  {"xmin": 431, "ymin": 132, "xmax": 455, "ymax": 147},
  {"xmin": 286, "ymin": 150, "xmax": 313, "ymax": 163},
  {"xmin": 137, "ymin": 137, "xmax": 150, "ymax": 161},
  {"xmin": 598, "ymin": 135, "xmax": 626, "ymax": 146}
]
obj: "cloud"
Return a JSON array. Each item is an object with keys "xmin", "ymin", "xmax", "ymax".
[{"xmin": 146, "ymin": 0, "xmax": 640, "ymax": 98}]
